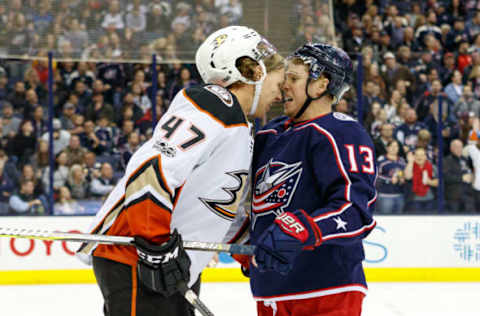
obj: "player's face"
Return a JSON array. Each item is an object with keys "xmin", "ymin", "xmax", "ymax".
[
  {"xmin": 282, "ymin": 62, "xmax": 309, "ymax": 118},
  {"xmin": 254, "ymin": 67, "xmax": 285, "ymax": 117}
]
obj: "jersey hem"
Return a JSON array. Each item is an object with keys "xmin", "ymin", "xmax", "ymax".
[{"xmin": 253, "ymin": 284, "xmax": 368, "ymax": 302}]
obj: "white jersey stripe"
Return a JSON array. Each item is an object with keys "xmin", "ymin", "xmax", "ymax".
[{"xmin": 253, "ymin": 284, "xmax": 368, "ymax": 302}]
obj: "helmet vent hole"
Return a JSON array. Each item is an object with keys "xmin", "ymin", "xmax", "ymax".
[{"xmin": 210, "ymin": 61, "xmax": 216, "ymax": 68}]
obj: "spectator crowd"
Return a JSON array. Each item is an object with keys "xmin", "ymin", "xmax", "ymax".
[
  {"xmin": 1, "ymin": 0, "xmax": 480, "ymax": 215},
  {"xmin": 0, "ymin": 0, "xmax": 243, "ymax": 60}
]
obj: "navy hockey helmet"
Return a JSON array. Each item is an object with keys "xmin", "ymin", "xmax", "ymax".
[{"xmin": 290, "ymin": 43, "xmax": 353, "ymax": 104}]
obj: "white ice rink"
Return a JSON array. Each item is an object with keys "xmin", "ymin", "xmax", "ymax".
[{"xmin": 1, "ymin": 282, "xmax": 478, "ymax": 316}]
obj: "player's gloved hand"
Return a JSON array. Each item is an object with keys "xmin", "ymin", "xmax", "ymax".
[
  {"xmin": 135, "ymin": 229, "xmax": 191, "ymax": 297},
  {"xmin": 254, "ymin": 210, "xmax": 322, "ymax": 275}
]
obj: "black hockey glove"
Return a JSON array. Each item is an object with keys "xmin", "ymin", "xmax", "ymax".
[{"xmin": 134, "ymin": 229, "xmax": 191, "ymax": 297}]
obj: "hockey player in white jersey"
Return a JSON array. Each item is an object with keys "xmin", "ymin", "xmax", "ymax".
[{"xmin": 77, "ymin": 26, "xmax": 285, "ymax": 316}]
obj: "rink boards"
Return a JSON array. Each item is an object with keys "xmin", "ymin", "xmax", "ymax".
[{"xmin": 0, "ymin": 216, "xmax": 479, "ymax": 284}]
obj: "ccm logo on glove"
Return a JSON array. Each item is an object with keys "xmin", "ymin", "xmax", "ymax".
[
  {"xmin": 275, "ymin": 212, "xmax": 309, "ymax": 242},
  {"xmin": 137, "ymin": 247, "xmax": 179, "ymax": 264}
]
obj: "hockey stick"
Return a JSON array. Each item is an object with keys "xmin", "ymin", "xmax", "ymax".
[
  {"xmin": 178, "ymin": 282, "xmax": 215, "ymax": 316},
  {"xmin": 0, "ymin": 227, "xmax": 256, "ymax": 255}
]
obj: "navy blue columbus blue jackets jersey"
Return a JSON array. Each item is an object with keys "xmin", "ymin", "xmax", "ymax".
[{"xmin": 249, "ymin": 112, "xmax": 377, "ymax": 301}]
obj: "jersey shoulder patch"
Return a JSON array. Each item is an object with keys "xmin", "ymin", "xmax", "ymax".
[
  {"xmin": 333, "ymin": 112, "xmax": 357, "ymax": 122},
  {"xmin": 184, "ymin": 85, "xmax": 247, "ymax": 127}
]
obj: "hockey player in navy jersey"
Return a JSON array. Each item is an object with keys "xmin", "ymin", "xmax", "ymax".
[
  {"xmin": 77, "ymin": 26, "xmax": 285, "ymax": 316},
  {"xmin": 248, "ymin": 43, "xmax": 377, "ymax": 316}
]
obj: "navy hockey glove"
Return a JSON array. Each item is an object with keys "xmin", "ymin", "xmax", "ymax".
[
  {"xmin": 135, "ymin": 229, "xmax": 191, "ymax": 297},
  {"xmin": 254, "ymin": 210, "xmax": 322, "ymax": 275}
]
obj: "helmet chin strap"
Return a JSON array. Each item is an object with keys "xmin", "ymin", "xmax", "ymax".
[
  {"xmin": 249, "ymin": 82, "xmax": 263, "ymax": 116},
  {"xmin": 293, "ymin": 77, "xmax": 327, "ymax": 120}
]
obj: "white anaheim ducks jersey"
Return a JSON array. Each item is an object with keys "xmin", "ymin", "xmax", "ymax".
[{"xmin": 77, "ymin": 85, "xmax": 253, "ymax": 287}]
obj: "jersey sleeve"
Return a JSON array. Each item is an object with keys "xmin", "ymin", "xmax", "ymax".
[{"xmin": 309, "ymin": 128, "xmax": 377, "ymax": 246}]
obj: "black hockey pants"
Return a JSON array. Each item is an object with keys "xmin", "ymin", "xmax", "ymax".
[{"xmin": 92, "ymin": 256, "xmax": 201, "ymax": 316}]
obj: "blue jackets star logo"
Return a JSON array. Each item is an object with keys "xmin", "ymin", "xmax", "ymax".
[{"xmin": 333, "ymin": 217, "xmax": 347, "ymax": 231}]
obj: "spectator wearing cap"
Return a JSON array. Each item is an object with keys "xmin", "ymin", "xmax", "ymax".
[
  {"xmin": 60, "ymin": 97, "xmax": 78, "ymax": 130},
  {"xmin": 41, "ymin": 118, "xmax": 71, "ymax": 155},
  {"xmin": 381, "ymin": 51, "xmax": 415, "ymax": 95}
]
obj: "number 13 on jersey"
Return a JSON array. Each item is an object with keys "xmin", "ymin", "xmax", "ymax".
[{"xmin": 344, "ymin": 144, "xmax": 375, "ymax": 174}]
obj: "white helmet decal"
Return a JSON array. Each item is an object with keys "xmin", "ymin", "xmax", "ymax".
[{"xmin": 195, "ymin": 26, "xmax": 277, "ymax": 115}]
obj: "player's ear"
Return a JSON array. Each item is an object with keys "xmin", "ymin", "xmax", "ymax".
[{"xmin": 311, "ymin": 77, "xmax": 329, "ymax": 98}]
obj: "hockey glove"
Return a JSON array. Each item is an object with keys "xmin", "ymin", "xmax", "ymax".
[
  {"xmin": 135, "ymin": 229, "xmax": 191, "ymax": 297},
  {"xmin": 232, "ymin": 254, "xmax": 252, "ymax": 277},
  {"xmin": 254, "ymin": 210, "xmax": 322, "ymax": 275}
]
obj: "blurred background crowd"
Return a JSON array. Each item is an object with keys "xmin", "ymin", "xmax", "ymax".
[{"xmin": 0, "ymin": 0, "xmax": 479, "ymax": 215}]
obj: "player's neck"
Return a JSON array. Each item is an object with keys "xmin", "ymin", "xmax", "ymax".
[
  {"xmin": 229, "ymin": 85, "xmax": 254, "ymax": 118},
  {"xmin": 294, "ymin": 98, "xmax": 332, "ymax": 122}
]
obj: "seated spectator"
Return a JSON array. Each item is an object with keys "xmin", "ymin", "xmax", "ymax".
[
  {"xmin": 444, "ymin": 139, "xmax": 474, "ymax": 212},
  {"xmin": 454, "ymin": 85, "xmax": 480, "ymax": 118},
  {"xmin": 415, "ymin": 128, "xmax": 436, "ymax": 163},
  {"xmin": 30, "ymin": 106, "xmax": 48, "ymax": 138},
  {"xmin": 7, "ymin": 82, "xmax": 27, "ymax": 111},
  {"xmin": 32, "ymin": 139, "xmax": 50, "ymax": 175},
  {"xmin": 86, "ymin": 93, "xmax": 115, "ymax": 123},
  {"xmin": 78, "ymin": 120, "xmax": 105, "ymax": 155},
  {"xmin": 370, "ymin": 108, "xmax": 388, "ymax": 138},
  {"xmin": 69, "ymin": 113, "xmax": 85, "ymax": 136},
  {"xmin": 67, "ymin": 164, "xmax": 89, "ymax": 200},
  {"xmin": 59, "ymin": 97, "xmax": 78, "ymax": 130},
  {"xmin": 41, "ymin": 118, "xmax": 71, "ymax": 155},
  {"xmin": 54, "ymin": 186, "xmax": 84, "ymax": 215},
  {"xmin": 64, "ymin": 135, "xmax": 87, "ymax": 167},
  {"xmin": 395, "ymin": 108, "xmax": 426, "ymax": 153},
  {"xmin": 404, "ymin": 147, "xmax": 438, "ymax": 213},
  {"xmin": 9, "ymin": 179, "xmax": 47, "ymax": 215},
  {"xmin": 131, "ymin": 82, "xmax": 151, "ymax": 114},
  {"xmin": 0, "ymin": 159, "xmax": 16, "ymax": 214},
  {"xmin": 95, "ymin": 115, "xmax": 117, "ymax": 155},
  {"xmin": 42, "ymin": 151, "xmax": 69, "ymax": 191},
  {"xmin": 374, "ymin": 123, "xmax": 395, "ymax": 157},
  {"xmin": 6, "ymin": 120, "xmax": 36, "ymax": 166},
  {"xmin": 376, "ymin": 140, "xmax": 407, "ymax": 214},
  {"xmin": 444, "ymin": 70, "xmax": 464, "ymax": 104},
  {"xmin": 1, "ymin": 102, "xmax": 21, "ymax": 138},
  {"xmin": 120, "ymin": 131, "xmax": 141, "ymax": 170},
  {"xmin": 19, "ymin": 164, "xmax": 44, "ymax": 196},
  {"xmin": 90, "ymin": 162, "xmax": 115, "ymax": 199}
]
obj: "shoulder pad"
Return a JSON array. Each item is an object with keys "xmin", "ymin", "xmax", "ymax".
[{"xmin": 184, "ymin": 85, "xmax": 247, "ymax": 127}]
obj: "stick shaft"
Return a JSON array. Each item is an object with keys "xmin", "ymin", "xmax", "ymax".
[{"xmin": 0, "ymin": 227, "xmax": 255, "ymax": 255}]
